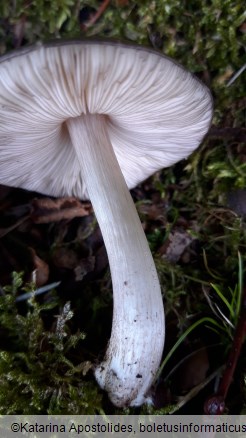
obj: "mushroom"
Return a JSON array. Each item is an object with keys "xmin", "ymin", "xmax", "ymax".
[{"xmin": 0, "ymin": 40, "xmax": 213, "ymax": 407}]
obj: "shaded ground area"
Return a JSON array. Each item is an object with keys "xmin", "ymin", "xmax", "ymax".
[{"xmin": 0, "ymin": 0, "xmax": 245, "ymax": 414}]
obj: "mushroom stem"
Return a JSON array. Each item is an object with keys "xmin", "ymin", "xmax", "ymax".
[{"xmin": 67, "ymin": 114, "xmax": 165, "ymax": 407}]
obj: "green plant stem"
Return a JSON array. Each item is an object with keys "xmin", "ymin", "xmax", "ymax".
[{"xmin": 156, "ymin": 317, "xmax": 225, "ymax": 381}]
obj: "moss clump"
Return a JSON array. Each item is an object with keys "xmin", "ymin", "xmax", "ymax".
[{"xmin": 0, "ymin": 272, "xmax": 102, "ymax": 414}]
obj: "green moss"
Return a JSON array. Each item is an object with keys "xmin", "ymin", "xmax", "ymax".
[{"xmin": 0, "ymin": 273, "xmax": 102, "ymax": 414}]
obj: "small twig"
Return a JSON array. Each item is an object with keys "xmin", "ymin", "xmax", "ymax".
[
  {"xmin": 0, "ymin": 215, "xmax": 30, "ymax": 238},
  {"xmin": 208, "ymin": 127, "xmax": 246, "ymax": 143},
  {"xmin": 81, "ymin": 0, "xmax": 111, "ymax": 31},
  {"xmin": 227, "ymin": 63, "xmax": 246, "ymax": 86}
]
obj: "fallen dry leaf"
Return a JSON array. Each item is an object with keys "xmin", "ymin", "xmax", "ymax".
[
  {"xmin": 52, "ymin": 247, "xmax": 95, "ymax": 280},
  {"xmin": 52, "ymin": 247, "xmax": 80, "ymax": 270},
  {"xmin": 31, "ymin": 197, "xmax": 92, "ymax": 223},
  {"xmin": 159, "ymin": 229, "xmax": 195, "ymax": 263},
  {"xmin": 29, "ymin": 247, "xmax": 49, "ymax": 287},
  {"xmin": 176, "ymin": 347, "xmax": 210, "ymax": 392}
]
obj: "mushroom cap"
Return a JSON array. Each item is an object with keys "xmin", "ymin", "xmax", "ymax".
[{"xmin": 0, "ymin": 40, "xmax": 213, "ymax": 199}]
